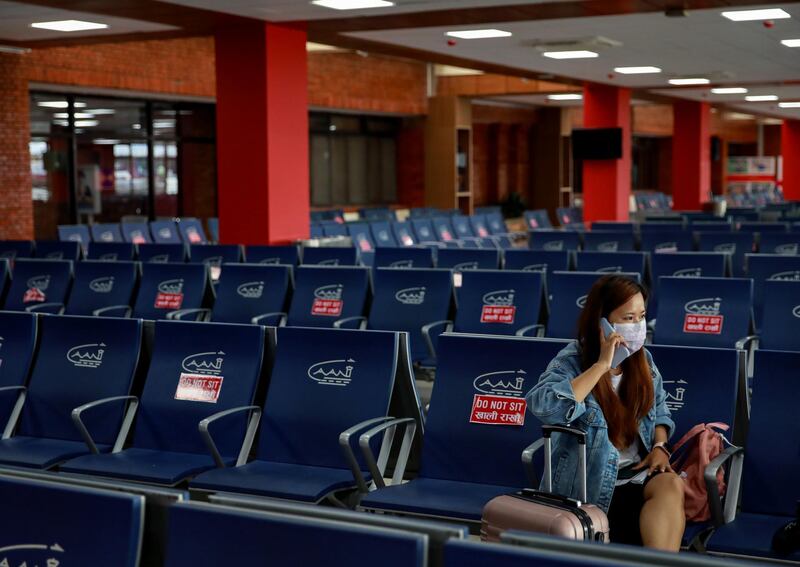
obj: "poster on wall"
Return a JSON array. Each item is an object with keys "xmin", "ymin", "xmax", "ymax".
[
  {"xmin": 727, "ymin": 156, "xmax": 776, "ymax": 176},
  {"xmin": 77, "ymin": 165, "xmax": 102, "ymax": 216}
]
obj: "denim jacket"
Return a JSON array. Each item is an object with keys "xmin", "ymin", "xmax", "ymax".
[{"xmin": 526, "ymin": 341, "xmax": 675, "ymax": 513}]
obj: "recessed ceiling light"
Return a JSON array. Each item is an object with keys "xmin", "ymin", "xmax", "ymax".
[
  {"xmin": 445, "ymin": 29, "xmax": 512, "ymax": 39},
  {"xmin": 53, "ymin": 112, "xmax": 95, "ymax": 119},
  {"xmin": 542, "ymin": 50, "xmax": 598, "ymax": 59},
  {"xmin": 779, "ymin": 102, "xmax": 800, "ymax": 108},
  {"xmin": 306, "ymin": 42, "xmax": 344, "ymax": 52},
  {"xmin": 745, "ymin": 95, "xmax": 778, "ymax": 102},
  {"xmin": 435, "ymin": 65, "xmax": 484, "ymax": 77},
  {"xmin": 93, "ymin": 139, "xmax": 121, "ymax": 145},
  {"xmin": 311, "ymin": 0, "xmax": 394, "ymax": 9},
  {"xmin": 668, "ymin": 78, "xmax": 710, "ymax": 85},
  {"xmin": 782, "ymin": 39, "xmax": 800, "ymax": 47},
  {"xmin": 614, "ymin": 66, "xmax": 662, "ymax": 74},
  {"xmin": 711, "ymin": 87, "xmax": 748, "ymax": 94},
  {"xmin": 548, "ymin": 94, "xmax": 583, "ymax": 100},
  {"xmin": 31, "ymin": 20, "xmax": 108, "ymax": 32},
  {"xmin": 131, "ymin": 124, "xmax": 142, "ymax": 130},
  {"xmin": 721, "ymin": 8, "xmax": 791, "ymax": 21},
  {"xmin": 74, "ymin": 120, "xmax": 99, "ymax": 127},
  {"xmin": 88, "ymin": 108, "xmax": 115, "ymax": 115},
  {"xmin": 37, "ymin": 100, "xmax": 86, "ymax": 109},
  {"xmin": 727, "ymin": 112, "xmax": 755, "ymax": 120}
]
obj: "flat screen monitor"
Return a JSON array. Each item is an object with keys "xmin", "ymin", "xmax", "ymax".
[{"xmin": 572, "ymin": 127, "xmax": 623, "ymax": 160}]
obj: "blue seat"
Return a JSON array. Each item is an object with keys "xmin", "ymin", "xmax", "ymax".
[
  {"xmin": 411, "ymin": 219, "xmax": 438, "ymax": 243},
  {"xmin": 0, "ymin": 475, "xmax": 144, "ymax": 567},
  {"xmin": 431, "ymin": 217, "xmax": 457, "ymax": 243},
  {"xmin": 86, "ymin": 242, "xmax": 137, "ymax": 261},
  {"xmin": 546, "ymin": 271, "xmax": 641, "ymax": 339},
  {"xmin": 177, "ymin": 218, "xmax": 208, "ymax": 244},
  {"xmin": 454, "ymin": 270, "xmax": 544, "ymax": 337},
  {"xmin": 528, "ymin": 230, "xmax": 581, "ymax": 251},
  {"xmin": 485, "ymin": 212, "xmax": 509, "ymax": 236},
  {"xmin": 436, "ymin": 249, "xmax": 499, "ymax": 271},
  {"xmin": 469, "ymin": 214, "xmax": 492, "ymax": 238},
  {"xmin": 649, "ymin": 252, "xmax": 729, "ymax": 315},
  {"xmin": 691, "ymin": 221, "xmax": 733, "ymax": 232},
  {"xmin": 640, "ymin": 230, "xmax": 695, "ymax": 253},
  {"xmin": 444, "ymin": 539, "xmax": 621, "ymax": 567},
  {"xmin": 90, "ymin": 223, "xmax": 124, "ymax": 243},
  {"xmin": 360, "ymin": 333, "xmax": 569, "ymax": 523},
  {"xmin": 188, "ymin": 244, "xmax": 242, "ymax": 281},
  {"xmin": 591, "ymin": 221, "xmax": 636, "ymax": 232},
  {"xmin": 758, "ymin": 232, "xmax": 800, "ymax": 255},
  {"xmin": 130, "ymin": 262, "xmax": 210, "ymax": 320},
  {"xmin": 0, "ymin": 240, "xmax": 33, "ymax": 261},
  {"xmin": 556, "ymin": 207, "xmax": 583, "ymax": 228},
  {"xmin": 34, "ymin": 240, "xmax": 81, "ymax": 261},
  {"xmin": 310, "ymin": 222, "xmax": 324, "ymax": 238},
  {"xmin": 523, "ymin": 209, "xmax": 552, "ymax": 230},
  {"xmin": 758, "ymin": 280, "xmax": 800, "ymax": 351},
  {"xmin": 321, "ymin": 221, "xmax": 348, "ymax": 237},
  {"xmin": 503, "ymin": 249, "xmax": 571, "ymax": 273},
  {"xmin": 738, "ymin": 221, "xmax": 789, "ymax": 234},
  {"xmin": 654, "ymin": 277, "xmax": 753, "ymax": 349},
  {"xmin": 0, "ymin": 312, "xmax": 37, "ymax": 426},
  {"xmin": 137, "ymin": 243, "xmax": 187, "ymax": 263},
  {"xmin": 374, "ymin": 247, "xmax": 434, "ymax": 269},
  {"xmin": 286, "ymin": 266, "xmax": 370, "ymax": 328},
  {"xmin": 65, "ymin": 261, "xmax": 139, "ymax": 317},
  {"xmin": 392, "ymin": 221, "xmax": 418, "ymax": 247},
  {"xmin": 207, "ymin": 217, "xmax": 219, "ymax": 242},
  {"xmin": 365, "ymin": 268, "xmax": 453, "ymax": 363},
  {"xmin": 360, "ymin": 207, "xmax": 394, "ymax": 222},
  {"xmin": 244, "ymin": 245, "xmax": 299, "ymax": 265},
  {"xmin": 745, "ymin": 253, "xmax": 800, "ymax": 330},
  {"xmin": 451, "ymin": 216, "xmax": 476, "ymax": 239},
  {"xmin": 0, "ymin": 315, "xmax": 141, "ymax": 469},
  {"xmin": 150, "ymin": 220, "xmax": 182, "ymax": 244},
  {"xmin": 346, "ymin": 223, "xmax": 376, "ymax": 255},
  {"xmin": 191, "ymin": 327, "xmax": 405, "ymax": 501},
  {"xmin": 706, "ymin": 350, "xmax": 800, "ymax": 562},
  {"xmin": 163, "ymin": 501, "xmax": 425, "ymax": 567},
  {"xmin": 58, "ymin": 225, "xmax": 91, "ymax": 248},
  {"xmin": 61, "ymin": 320, "xmax": 265, "ymax": 485},
  {"xmin": 3, "ymin": 259, "xmax": 73, "ymax": 314},
  {"xmin": 697, "ymin": 232, "xmax": 754, "ymax": 276},
  {"xmin": 574, "ymin": 251, "xmax": 646, "ymax": 277},
  {"xmin": 302, "ymin": 246, "xmax": 358, "ymax": 266},
  {"xmin": 640, "ymin": 221, "xmax": 685, "ymax": 233},
  {"xmin": 120, "ymin": 222, "xmax": 152, "ymax": 244},
  {"xmin": 582, "ymin": 231, "xmax": 636, "ymax": 252},
  {"xmin": 370, "ymin": 221, "xmax": 398, "ymax": 247}
]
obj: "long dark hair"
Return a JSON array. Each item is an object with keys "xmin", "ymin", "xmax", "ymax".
[{"xmin": 577, "ymin": 275, "xmax": 653, "ymax": 450}]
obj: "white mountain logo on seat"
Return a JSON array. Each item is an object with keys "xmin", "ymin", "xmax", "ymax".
[
  {"xmin": 0, "ymin": 541, "xmax": 65, "ymax": 565},
  {"xmin": 768, "ymin": 270, "xmax": 800, "ymax": 281},
  {"xmin": 27, "ymin": 275, "xmax": 51, "ymax": 292},
  {"xmin": 470, "ymin": 370, "xmax": 528, "ymax": 426},
  {"xmin": 576, "ymin": 294, "xmax": 588, "ymax": 308},
  {"xmin": 683, "ymin": 297, "xmax": 724, "ymax": 334},
  {"xmin": 655, "ymin": 242, "xmax": 678, "ymax": 252},
  {"xmin": 673, "ymin": 268, "xmax": 702, "ymax": 277},
  {"xmin": 307, "ymin": 358, "xmax": 355, "ymax": 386},
  {"xmin": 45, "ymin": 251, "xmax": 64, "ymax": 259},
  {"xmin": 522, "ymin": 263, "xmax": 547, "ymax": 272},
  {"xmin": 482, "ymin": 289, "xmax": 515, "ymax": 306},
  {"xmin": 89, "ymin": 276, "xmax": 115, "ymax": 293},
  {"xmin": 775, "ymin": 243, "xmax": 798, "ymax": 255},
  {"xmin": 663, "ymin": 379, "xmax": 688, "ymax": 412},
  {"xmin": 542, "ymin": 241, "xmax": 564, "ymax": 251},
  {"xmin": 314, "ymin": 284, "xmax": 343, "ymax": 300},
  {"xmin": 318, "ymin": 259, "xmax": 340, "ymax": 266},
  {"xmin": 389, "ymin": 260, "xmax": 414, "ymax": 268},
  {"xmin": 395, "ymin": 287, "xmax": 426, "ymax": 305},
  {"xmin": 182, "ymin": 351, "xmax": 225, "ymax": 375},
  {"xmin": 99, "ymin": 232, "xmax": 114, "ymax": 242},
  {"xmin": 311, "ymin": 284, "xmax": 344, "ymax": 316},
  {"xmin": 713, "ymin": 243, "xmax": 736, "ymax": 254},
  {"xmin": 597, "ymin": 242, "xmax": 619, "ymax": 252},
  {"xmin": 99, "ymin": 253, "xmax": 119, "ymax": 261},
  {"xmin": 596, "ymin": 266, "xmax": 622, "ymax": 273},
  {"xmin": 684, "ymin": 297, "xmax": 722, "ymax": 315},
  {"xmin": 454, "ymin": 261, "xmax": 479, "ymax": 271},
  {"xmin": 151, "ymin": 254, "xmax": 170, "ymax": 263},
  {"xmin": 67, "ymin": 233, "xmax": 82, "ymax": 242},
  {"xmin": 473, "ymin": 370, "xmax": 527, "ymax": 398},
  {"xmin": 237, "ymin": 281, "xmax": 265, "ymax": 299},
  {"xmin": 258, "ymin": 257, "xmax": 281, "ymax": 265},
  {"xmin": 67, "ymin": 343, "xmax": 106, "ymax": 368},
  {"xmin": 158, "ymin": 279, "xmax": 184, "ymax": 294},
  {"xmin": 158, "ymin": 227, "xmax": 172, "ymax": 238}
]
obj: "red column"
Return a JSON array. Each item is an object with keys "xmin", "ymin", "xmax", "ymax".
[
  {"xmin": 215, "ymin": 22, "xmax": 309, "ymax": 245},
  {"xmin": 782, "ymin": 120, "xmax": 800, "ymax": 201},
  {"xmin": 672, "ymin": 100, "xmax": 711, "ymax": 211},
  {"xmin": 582, "ymin": 83, "xmax": 631, "ymax": 222}
]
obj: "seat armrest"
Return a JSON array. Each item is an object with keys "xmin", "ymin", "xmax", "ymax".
[
  {"xmin": 93, "ymin": 305, "xmax": 132, "ymax": 318},
  {"xmin": 339, "ymin": 417, "xmax": 396, "ymax": 493},
  {"xmin": 199, "ymin": 405, "xmax": 262, "ymax": 468},
  {"xmin": 167, "ymin": 308, "xmax": 211, "ymax": 321},
  {"xmin": 0, "ymin": 386, "xmax": 27, "ymax": 440},
  {"xmin": 421, "ymin": 320, "xmax": 453, "ymax": 361},
  {"xmin": 515, "ymin": 324, "xmax": 544, "ymax": 338},
  {"xmin": 71, "ymin": 395, "xmax": 139, "ymax": 454},
  {"xmin": 333, "ymin": 316, "xmax": 367, "ymax": 330},
  {"xmin": 251, "ymin": 312, "xmax": 287, "ymax": 326},
  {"xmin": 522, "ymin": 438, "xmax": 545, "ymax": 487},
  {"xmin": 25, "ymin": 302, "xmax": 64, "ymax": 314},
  {"xmin": 704, "ymin": 445, "xmax": 744, "ymax": 526},
  {"xmin": 358, "ymin": 417, "xmax": 418, "ymax": 490},
  {"xmin": 735, "ymin": 335, "xmax": 759, "ymax": 378}
]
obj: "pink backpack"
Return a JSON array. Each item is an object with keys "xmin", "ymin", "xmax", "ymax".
[{"xmin": 669, "ymin": 422, "xmax": 729, "ymax": 522}]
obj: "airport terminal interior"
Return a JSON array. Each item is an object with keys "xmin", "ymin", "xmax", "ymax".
[{"xmin": 0, "ymin": 0, "xmax": 799, "ymax": 565}]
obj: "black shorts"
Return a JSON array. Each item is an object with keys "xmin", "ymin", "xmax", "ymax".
[{"xmin": 607, "ymin": 470, "xmax": 662, "ymax": 546}]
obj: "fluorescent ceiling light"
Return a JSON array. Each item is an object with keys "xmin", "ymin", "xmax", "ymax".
[
  {"xmin": 614, "ymin": 66, "xmax": 661, "ymax": 74},
  {"xmin": 668, "ymin": 78, "xmax": 710, "ymax": 85},
  {"xmin": 548, "ymin": 94, "xmax": 583, "ymax": 100},
  {"xmin": 31, "ymin": 20, "xmax": 108, "ymax": 32},
  {"xmin": 779, "ymin": 102, "xmax": 800, "ymax": 108},
  {"xmin": 542, "ymin": 50, "xmax": 598, "ymax": 59},
  {"xmin": 37, "ymin": 101, "xmax": 87, "ymax": 109},
  {"xmin": 153, "ymin": 120, "xmax": 175, "ymax": 129},
  {"xmin": 52, "ymin": 120, "xmax": 69, "ymax": 127},
  {"xmin": 74, "ymin": 120, "xmax": 99, "ymax": 127},
  {"xmin": 745, "ymin": 95, "xmax": 778, "ymax": 101},
  {"xmin": 446, "ymin": 29, "xmax": 512, "ymax": 39},
  {"xmin": 782, "ymin": 38, "xmax": 800, "ymax": 47},
  {"xmin": 311, "ymin": 0, "xmax": 394, "ymax": 9},
  {"xmin": 131, "ymin": 124, "xmax": 142, "ymax": 130},
  {"xmin": 53, "ymin": 112, "xmax": 95, "ymax": 119},
  {"xmin": 721, "ymin": 8, "xmax": 791, "ymax": 21},
  {"xmin": 727, "ymin": 112, "xmax": 755, "ymax": 120},
  {"xmin": 93, "ymin": 139, "xmax": 121, "ymax": 145},
  {"xmin": 435, "ymin": 64, "xmax": 484, "ymax": 77},
  {"xmin": 306, "ymin": 42, "xmax": 343, "ymax": 52},
  {"xmin": 88, "ymin": 108, "xmax": 115, "ymax": 115},
  {"xmin": 711, "ymin": 87, "xmax": 748, "ymax": 94}
]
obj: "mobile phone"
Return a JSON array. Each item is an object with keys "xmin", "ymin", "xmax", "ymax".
[{"xmin": 601, "ymin": 317, "xmax": 631, "ymax": 369}]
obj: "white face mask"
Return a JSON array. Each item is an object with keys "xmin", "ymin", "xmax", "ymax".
[{"xmin": 613, "ymin": 320, "xmax": 647, "ymax": 355}]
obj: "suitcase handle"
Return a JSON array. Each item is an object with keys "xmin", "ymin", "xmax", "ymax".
[
  {"xmin": 542, "ymin": 425, "xmax": 588, "ymax": 503},
  {"xmin": 519, "ymin": 489, "xmax": 583, "ymax": 509},
  {"xmin": 542, "ymin": 425, "xmax": 586, "ymax": 444}
]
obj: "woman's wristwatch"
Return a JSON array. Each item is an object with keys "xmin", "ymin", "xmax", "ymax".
[{"xmin": 653, "ymin": 441, "xmax": 671, "ymax": 458}]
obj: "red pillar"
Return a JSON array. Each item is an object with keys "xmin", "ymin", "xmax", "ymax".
[
  {"xmin": 215, "ymin": 22, "xmax": 309, "ymax": 245},
  {"xmin": 672, "ymin": 100, "xmax": 711, "ymax": 211},
  {"xmin": 582, "ymin": 83, "xmax": 631, "ymax": 222},
  {"xmin": 782, "ymin": 120, "xmax": 800, "ymax": 201}
]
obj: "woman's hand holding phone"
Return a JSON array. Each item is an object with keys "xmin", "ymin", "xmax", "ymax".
[{"xmin": 598, "ymin": 318, "xmax": 628, "ymax": 372}]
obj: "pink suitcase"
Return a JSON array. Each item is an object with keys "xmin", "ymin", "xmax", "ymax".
[{"xmin": 481, "ymin": 424, "xmax": 610, "ymax": 543}]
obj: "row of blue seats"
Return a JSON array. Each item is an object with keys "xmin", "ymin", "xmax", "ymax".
[
  {"xmin": 591, "ymin": 219, "xmax": 800, "ymax": 234},
  {"xmin": 0, "ymin": 314, "xmax": 796, "ymax": 561},
  {"xmin": 57, "ymin": 217, "xmax": 218, "ymax": 246},
  {"xmin": 311, "ymin": 205, "xmax": 504, "ymax": 224}
]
